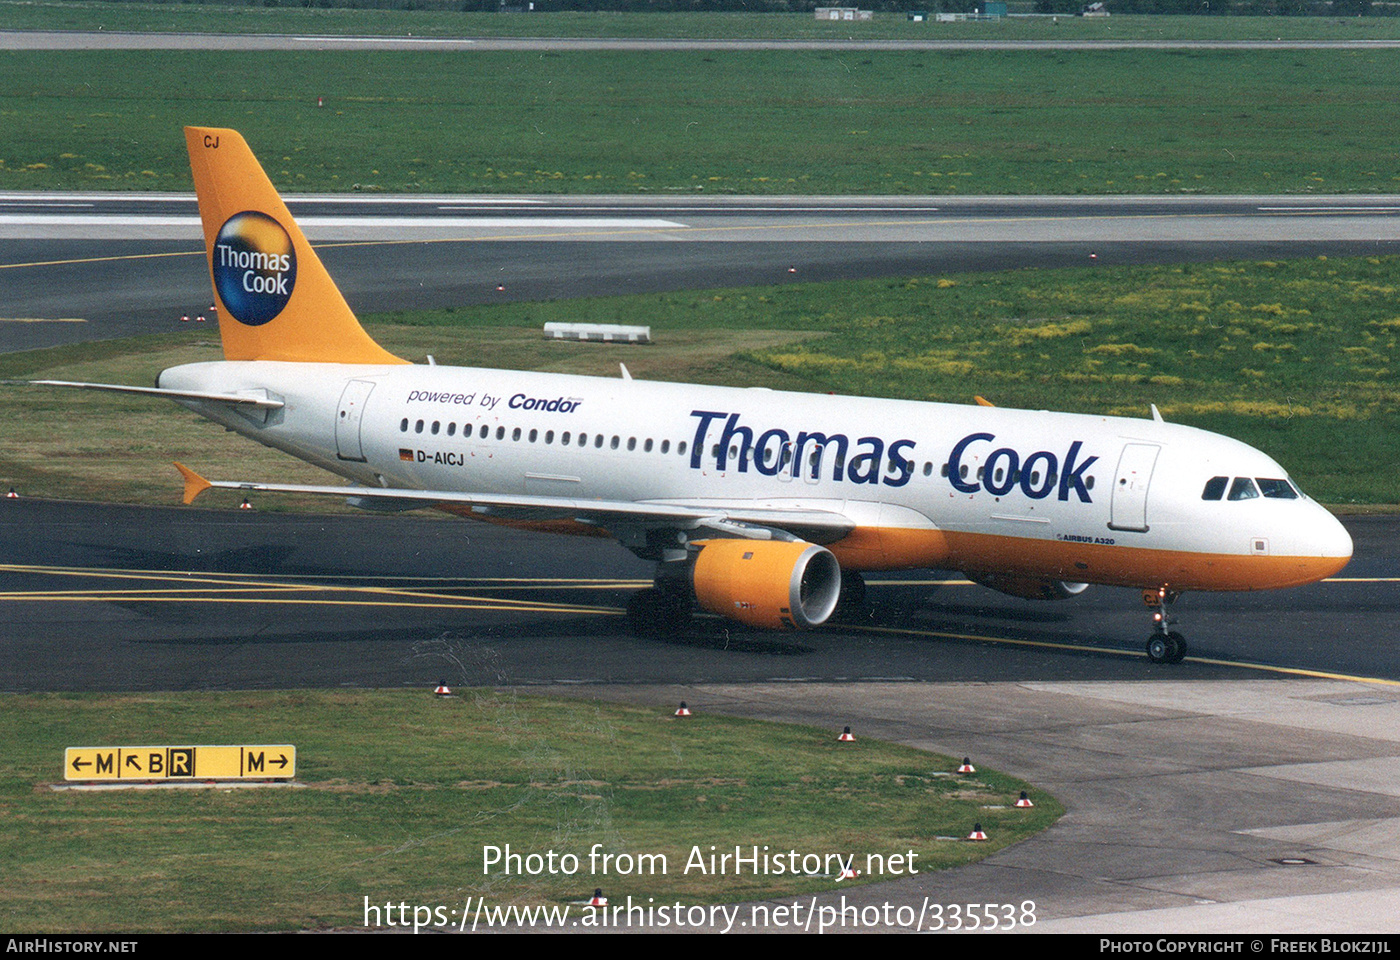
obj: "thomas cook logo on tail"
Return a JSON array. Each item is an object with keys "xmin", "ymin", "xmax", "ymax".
[{"xmin": 212, "ymin": 211, "xmax": 297, "ymax": 326}]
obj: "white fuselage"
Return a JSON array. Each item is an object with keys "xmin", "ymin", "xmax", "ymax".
[{"xmin": 158, "ymin": 360, "xmax": 1353, "ymax": 593}]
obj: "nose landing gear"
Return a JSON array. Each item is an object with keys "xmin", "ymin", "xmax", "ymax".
[{"xmin": 1143, "ymin": 587, "xmax": 1187, "ymax": 664}]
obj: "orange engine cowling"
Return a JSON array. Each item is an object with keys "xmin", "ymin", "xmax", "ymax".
[
  {"xmin": 965, "ymin": 571, "xmax": 1089, "ymax": 602},
  {"xmin": 691, "ymin": 539, "xmax": 842, "ymax": 630}
]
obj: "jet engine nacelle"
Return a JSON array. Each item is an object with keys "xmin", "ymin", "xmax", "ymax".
[
  {"xmin": 965, "ymin": 572, "xmax": 1090, "ymax": 602},
  {"xmin": 691, "ymin": 539, "xmax": 842, "ymax": 630}
]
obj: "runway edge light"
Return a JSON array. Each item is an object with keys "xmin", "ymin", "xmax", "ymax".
[
  {"xmin": 838, "ymin": 725, "xmax": 855, "ymax": 742},
  {"xmin": 674, "ymin": 701, "xmax": 691, "ymax": 717},
  {"xmin": 968, "ymin": 823, "xmax": 988, "ymax": 841},
  {"xmin": 1016, "ymin": 791, "xmax": 1034, "ymax": 808},
  {"xmin": 958, "ymin": 757, "xmax": 976, "ymax": 774}
]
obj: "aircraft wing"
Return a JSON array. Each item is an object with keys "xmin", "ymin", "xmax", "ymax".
[{"xmin": 174, "ymin": 464, "xmax": 856, "ymax": 541}]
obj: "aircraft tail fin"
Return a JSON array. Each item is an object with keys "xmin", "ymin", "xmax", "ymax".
[{"xmin": 184, "ymin": 127, "xmax": 406, "ymax": 365}]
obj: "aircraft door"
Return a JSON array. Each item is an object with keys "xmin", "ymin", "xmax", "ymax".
[
  {"xmin": 1108, "ymin": 442, "xmax": 1159, "ymax": 533},
  {"xmin": 335, "ymin": 379, "xmax": 376, "ymax": 462}
]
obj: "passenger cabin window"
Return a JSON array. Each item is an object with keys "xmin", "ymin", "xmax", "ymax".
[
  {"xmin": 1202, "ymin": 476, "xmax": 1228, "ymax": 501},
  {"xmin": 1228, "ymin": 477, "xmax": 1260, "ymax": 501},
  {"xmin": 400, "ymin": 418, "xmax": 409, "ymax": 433}
]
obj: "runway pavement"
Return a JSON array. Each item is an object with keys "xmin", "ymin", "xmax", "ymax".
[
  {"xmin": 4, "ymin": 193, "xmax": 1400, "ymax": 353},
  {"xmin": 1, "ymin": 499, "xmax": 1397, "ymax": 691}
]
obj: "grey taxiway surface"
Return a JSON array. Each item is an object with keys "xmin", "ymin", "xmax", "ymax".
[
  {"xmin": 8, "ymin": 29, "xmax": 1400, "ymax": 51},
  {"xmin": 5, "ymin": 194, "xmax": 1400, "ymax": 931}
]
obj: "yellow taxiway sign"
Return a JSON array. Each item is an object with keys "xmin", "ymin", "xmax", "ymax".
[{"xmin": 64, "ymin": 745, "xmax": 295, "ymax": 781}]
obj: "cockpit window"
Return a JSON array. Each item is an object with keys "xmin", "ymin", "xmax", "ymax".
[
  {"xmin": 1201, "ymin": 476, "xmax": 1228, "ymax": 501},
  {"xmin": 1228, "ymin": 477, "xmax": 1260, "ymax": 501},
  {"xmin": 1257, "ymin": 478, "xmax": 1299, "ymax": 500}
]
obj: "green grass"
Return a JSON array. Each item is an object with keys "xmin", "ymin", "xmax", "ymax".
[
  {"xmin": 7, "ymin": 4, "xmax": 1400, "ymax": 41},
  {"xmin": 4, "ymin": 253, "xmax": 1398, "ymax": 506},
  {"xmin": 0, "ymin": 689, "xmax": 1060, "ymax": 932},
  {"xmin": 3, "ymin": 47, "xmax": 1400, "ymax": 194}
]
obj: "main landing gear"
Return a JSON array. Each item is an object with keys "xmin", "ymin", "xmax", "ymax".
[{"xmin": 1143, "ymin": 586, "xmax": 1187, "ymax": 664}]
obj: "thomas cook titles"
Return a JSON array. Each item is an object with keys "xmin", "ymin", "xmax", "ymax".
[{"xmin": 212, "ymin": 210, "xmax": 297, "ymax": 326}]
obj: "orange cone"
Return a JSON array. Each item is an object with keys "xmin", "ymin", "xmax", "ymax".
[{"xmin": 837, "ymin": 726, "xmax": 855, "ymax": 742}]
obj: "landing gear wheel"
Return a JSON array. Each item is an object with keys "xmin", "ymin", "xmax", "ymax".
[
  {"xmin": 1146, "ymin": 632, "xmax": 1186, "ymax": 664},
  {"xmin": 1146, "ymin": 634, "xmax": 1170, "ymax": 664},
  {"xmin": 625, "ymin": 587, "xmax": 692, "ymax": 638},
  {"xmin": 1143, "ymin": 586, "xmax": 1187, "ymax": 664}
]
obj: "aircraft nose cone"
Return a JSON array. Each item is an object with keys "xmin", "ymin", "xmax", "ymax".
[{"xmin": 1306, "ymin": 506, "xmax": 1353, "ymax": 581}]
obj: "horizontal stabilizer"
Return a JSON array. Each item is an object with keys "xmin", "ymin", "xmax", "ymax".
[
  {"xmin": 29, "ymin": 380, "xmax": 284, "ymax": 409},
  {"xmin": 174, "ymin": 462, "xmax": 213, "ymax": 505}
]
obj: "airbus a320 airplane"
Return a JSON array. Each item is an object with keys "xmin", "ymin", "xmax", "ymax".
[{"xmin": 38, "ymin": 127, "xmax": 1353, "ymax": 663}]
